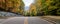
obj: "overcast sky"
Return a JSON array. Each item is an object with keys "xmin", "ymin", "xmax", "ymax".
[
  {"xmin": 22, "ymin": 0, "xmax": 34, "ymax": 6},
  {"xmin": 22, "ymin": 0, "xmax": 34, "ymax": 11}
]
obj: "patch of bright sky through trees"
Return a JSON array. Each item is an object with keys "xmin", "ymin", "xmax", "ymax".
[{"xmin": 22, "ymin": 0, "xmax": 34, "ymax": 11}]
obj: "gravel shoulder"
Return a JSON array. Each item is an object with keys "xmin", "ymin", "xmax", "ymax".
[{"xmin": 40, "ymin": 16, "xmax": 60, "ymax": 24}]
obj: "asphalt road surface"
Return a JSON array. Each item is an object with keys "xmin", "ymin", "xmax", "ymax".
[{"xmin": 0, "ymin": 17, "xmax": 53, "ymax": 24}]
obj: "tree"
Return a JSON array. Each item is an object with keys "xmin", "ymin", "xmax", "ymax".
[
  {"xmin": 29, "ymin": 4, "xmax": 37, "ymax": 16},
  {"xmin": 31, "ymin": 0, "xmax": 60, "ymax": 16},
  {"xmin": 0, "ymin": 0, "xmax": 24, "ymax": 15}
]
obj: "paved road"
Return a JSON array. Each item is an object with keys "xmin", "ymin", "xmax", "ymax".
[{"xmin": 0, "ymin": 17, "xmax": 53, "ymax": 24}]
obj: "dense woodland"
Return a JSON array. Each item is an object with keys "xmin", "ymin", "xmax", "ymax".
[
  {"xmin": 0, "ymin": 0, "xmax": 60, "ymax": 16},
  {"xmin": 0, "ymin": 0, "xmax": 24, "ymax": 15},
  {"xmin": 25, "ymin": 0, "xmax": 60, "ymax": 16}
]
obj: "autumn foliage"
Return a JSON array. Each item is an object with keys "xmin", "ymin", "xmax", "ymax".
[
  {"xmin": 28, "ymin": 0, "xmax": 60, "ymax": 16},
  {"xmin": 0, "ymin": 0, "xmax": 24, "ymax": 15}
]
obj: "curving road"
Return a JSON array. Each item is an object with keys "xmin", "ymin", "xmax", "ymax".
[{"xmin": 0, "ymin": 17, "xmax": 53, "ymax": 24}]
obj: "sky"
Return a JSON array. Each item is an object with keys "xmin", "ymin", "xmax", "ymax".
[
  {"xmin": 22, "ymin": 0, "xmax": 34, "ymax": 6},
  {"xmin": 22, "ymin": 0, "xmax": 34, "ymax": 11}
]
